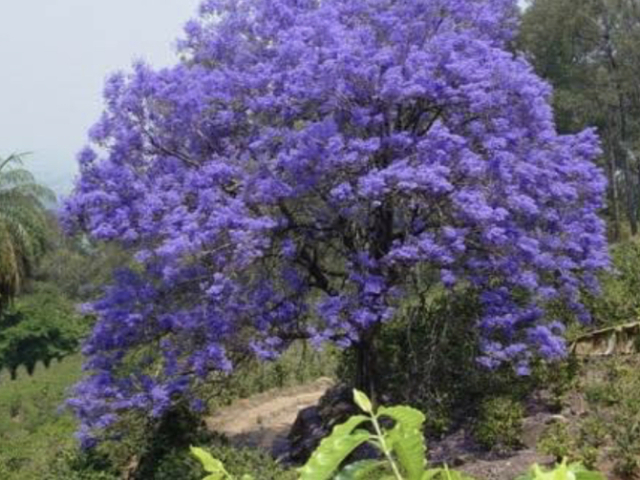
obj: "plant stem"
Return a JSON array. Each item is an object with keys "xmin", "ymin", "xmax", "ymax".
[{"xmin": 370, "ymin": 414, "xmax": 404, "ymax": 480}]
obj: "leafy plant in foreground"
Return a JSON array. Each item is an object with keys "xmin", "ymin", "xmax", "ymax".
[
  {"xmin": 192, "ymin": 391, "xmax": 604, "ymax": 480},
  {"xmin": 298, "ymin": 389, "xmax": 462, "ymax": 480},
  {"xmin": 516, "ymin": 459, "xmax": 604, "ymax": 480},
  {"xmin": 193, "ymin": 389, "xmax": 471, "ymax": 480}
]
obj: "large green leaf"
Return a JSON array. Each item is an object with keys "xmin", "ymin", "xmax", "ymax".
[
  {"xmin": 334, "ymin": 459, "xmax": 387, "ymax": 479},
  {"xmin": 190, "ymin": 446, "xmax": 229, "ymax": 479},
  {"xmin": 298, "ymin": 415, "xmax": 372, "ymax": 480},
  {"xmin": 378, "ymin": 406, "xmax": 426, "ymax": 431},
  {"xmin": 379, "ymin": 406, "xmax": 427, "ymax": 480}
]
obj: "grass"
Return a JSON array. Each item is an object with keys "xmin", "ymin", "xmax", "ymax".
[
  {"xmin": 0, "ymin": 355, "xmax": 83, "ymax": 479},
  {"xmin": 0, "ymin": 342, "xmax": 338, "ymax": 479}
]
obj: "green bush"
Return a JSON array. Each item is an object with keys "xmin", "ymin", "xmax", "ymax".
[
  {"xmin": 584, "ymin": 240, "xmax": 640, "ymax": 327},
  {"xmin": 338, "ymin": 289, "xmax": 480, "ymax": 436},
  {"xmin": 538, "ymin": 422, "xmax": 574, "ymax": 462},
  {"xmin": 579, "ymin": 358, "xmax": 640, "ymax": 477},
  {"xmin": 336, "ymin": 288, "xmax": 559, "ymax": 439},
  {"xmin": 46, "ymin": 449, "xmax": 119, "ymax": 480},
  {"xmin": 0, "ymin": 282, "xmax": 88, "ymax": 378},
  {"xmin": 194, "ymin": 389, "xmax": 474, "ymax": 480},
  {"xmin": 473, "ymin": 396, "xmax": 525, "ymax": 452}
]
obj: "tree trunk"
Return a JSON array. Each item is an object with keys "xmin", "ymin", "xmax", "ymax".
[
  {"xmin": 355, "ymin": 328, "xmax": 379, "ymax": 405},
  {"xmin": 606, "ymin": 132, "xmax": 622, "ymax": 241}
]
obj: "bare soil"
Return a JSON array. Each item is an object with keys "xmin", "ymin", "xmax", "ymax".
[{"xmin": 206, "ymin": 377, "xmax": 334, "ymax": 456}]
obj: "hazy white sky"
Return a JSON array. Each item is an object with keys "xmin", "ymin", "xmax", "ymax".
[{"xmin": 0, "ymin": 0, "xmax": 201, "ymax": 194}]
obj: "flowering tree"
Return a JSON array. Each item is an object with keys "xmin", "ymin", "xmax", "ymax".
[{"xmin": 64, "ymin": 0, "xmax": 608, "ymax": 446}]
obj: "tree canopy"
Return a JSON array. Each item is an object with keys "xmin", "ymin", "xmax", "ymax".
[
  {"xmin": 64, "ymin": 0, "xmax": 608, "ymax": 447},
  {"xmin": 519, "ymin": 0, "xmax": 640, "ymax": 239}
]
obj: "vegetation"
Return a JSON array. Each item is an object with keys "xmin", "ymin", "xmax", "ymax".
[
  {"xmin": 0, "ymin": 356, "xmax": 83, "ymax": 479},
  {"xmin": 519, "ymin": 0, "xmax": 640, "ymax": 241},
  {"xmin": 0, "ymin": 153, "xmax": 55, "ymax": 315},
  {"xmin": 0, "ymin": 283, "xmax": 85, "ymax": 378},
  {"xmin": 62, "ymin": 0, "xmax": 610, "ymax": 450},
  {"xmin": 6, "ymin": 0, "xmax": 640, "ymax": 479},
  {"xmin": 192, "ymin": 390, "xmax": 604, "ymax": 480},
  {"xmin": 473, "ymin": 397, "xmax": 525, "ymax": 453}
]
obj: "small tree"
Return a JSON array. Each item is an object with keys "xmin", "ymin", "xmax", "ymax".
[
  {"xmin": 0, "ymin": 153, "xmax": 55, "ymax": 315},
  {"xmin": 64, "ymin": 0, "xmax": 608, "ymax": 446}
]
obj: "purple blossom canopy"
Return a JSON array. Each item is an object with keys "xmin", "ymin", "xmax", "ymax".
[{"xmin": 63, "ymin": 0, "xmax": 609, "ymax": 446}]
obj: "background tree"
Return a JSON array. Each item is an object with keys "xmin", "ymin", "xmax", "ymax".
[
  {"xmin": 0, "ymin": 153, "xmax": 55, "ymax": 315},
  {"xmin": 64, "ymin": 0, "xmax": 608, "ymax": 447},
  {"xmin": 519, "ymin": 0, "xmax": 640, "ymax": 240}
]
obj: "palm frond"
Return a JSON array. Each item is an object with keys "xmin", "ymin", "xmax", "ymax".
[
  {"xmin": 0, "ymin": 168, "xmax": 37, "ymax": 188},
  {"xmin": 0, "ymin": 153, "xmax": 54, "ymax": 315}
]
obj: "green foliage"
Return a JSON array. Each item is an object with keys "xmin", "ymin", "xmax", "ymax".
[
  {"xmin": 516, "ymin": 459, "xmax": 604, "ymax": 480},
  {"xmin": 0, "ymin": 153, "xmax": 56, "ymax": 313},
  {"xmin": 538, "ymin": 423, "xmax": 573, "ymax": 462},
  {"xmin": 190, "ymin": 447, "xmax": 233, "ymax": 480},
  {"xmin": 0, "ymin": 282, "xmax": 87, "ymax": 378},
  {"xmin": 45, "ymin": 449, "xmax": 119, "ymax": 480},
  {"xmin": 194, "ymin": 393, "xmax": 606, "ymax": 480},
  {"xmin": 190, "ymin": 443, "xmax": 293, "ymax": 480},
  {"xmin": 583, "ymin": 240, "xmax": 640, "ymax": 327},
  {"xmin": 338, "ymin": 290, "xmax": 483, "ymax": 437},
  {"xmin": 0, "ymin": 355, "xmax": 85, "ymax": 479},
  {"xmin": 473, "ymin": 396, "xmax": 524, "ymax": 452},
  {"xmin": 34, "ymin": 238, "xmax": 130, "ymax": 302},
  {"xmin": 580, "ymin": 358, "xmax": 640, "ymax": 477},
  {"xmin": 532, "ymin": 358, "xmax": 580, "ymax": 413},
  {"xmin": 194, "ymin": 390, "xmax": 473, "ymax": 480},
  {"xmin": 297, "ymin": 389, "xmax": 467, "ymax": 480}
]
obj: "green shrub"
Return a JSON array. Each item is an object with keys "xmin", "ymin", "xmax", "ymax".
[
  {"xmin": 190, "ymin": 441, "xmax": 296, "ymax": 480},
  {"xmin": 336, "ymin": 288, "xmax": 558, "ymax": 439},
  {"xmin": 584, "ymin": 240, "xmax": 640, "ymax": 327},
  {"xmin": 45, "ymin": 449, "xmax": 119, "ymax": 480},
  {"xmin": 473, "ymin": 396, "xmax": 524, "ymax": 452},
  {"xmin": 579, "ymin": 358, "xmax": 640, "ymax": 477},
  {"xmin": 538, "ymin": 422, "xmax": 574, "ymax": 462},
  {"xmin": 0, "ymin": 282, "xmax": 88, "ymax": 378},
  {"xmin": 611, "ymin": 419, "xmax": 640, "ymax": 478},
  {"xmin": 338, "ymin": 289, "xmax": 482, "ymax": 436},
  {"xmin": 531, "ymin": 357, "xmax": 579, "ymax": 413}
]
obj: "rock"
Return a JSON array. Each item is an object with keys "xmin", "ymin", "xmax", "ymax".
[
  {"xmin": 452, "ymin": 454, "xmax": 473, "ymax": 466},
  {"xmin": 521, "ymin": 413, "xmax": 551, "ymax": 449},
  {"xmin": 284, "ymin": 383, "xmax": 360, "ymax": 464}
]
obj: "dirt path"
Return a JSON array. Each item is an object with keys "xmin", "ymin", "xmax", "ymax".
[{"xmin": 206, "ymin": 377, "xmax": 334, "ymax": 456}]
